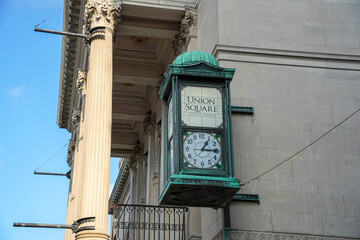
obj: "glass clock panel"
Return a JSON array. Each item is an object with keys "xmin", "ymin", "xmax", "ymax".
[
  {"xmin": 168, "ymin": 97, "xmax": 173, "ymax": 139},
  {"xmin": 181, "ymin": 86, "xmax": 223, "ymax": 128},
  {"xmin": 183, "ymin": 131, "xmax": 222, "ymax": 169}
]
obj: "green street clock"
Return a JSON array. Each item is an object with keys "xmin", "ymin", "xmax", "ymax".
[{"xmin": 158, "ymin": 51, "xmax": 240, "ymax": 208}]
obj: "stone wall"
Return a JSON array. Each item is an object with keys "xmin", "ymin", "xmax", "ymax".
[{"xmin": 198, "ymin": 0, "xmax": 360, "ymax": 239}]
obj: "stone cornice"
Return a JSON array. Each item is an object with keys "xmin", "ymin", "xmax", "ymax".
[
  {"xmin": 58, "ymin": 0, "xmax": 122, "ymax": 130},
  {"xmin": 58, "ymin": 0, "xmax": 83, "ymax": 130},
  {"xmin": 108, "ymin": 158, "xmax": 130, "ymax": 214},
  {"xmin": 213, "ymin": 44, "xmax": 360, "ymax": 71}
]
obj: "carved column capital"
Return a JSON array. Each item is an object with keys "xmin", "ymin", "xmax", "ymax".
[
  {"xmin": 143, "ymin": 113, "xmax": 154, "ymax": 135},
  {"xmin": 71, "ymin": 108, "xmax": 81, "ymax": 130},
  {"xmin": 67, "ymin": 139, "xmax": 76, "ymax": 166},
  {"xmin": 129, "ymin": 144, "xmax": 142, "ymax": 171},
  {"xmin": 172, "ymin": 7, "xmax": 197, "ymax": 56},
  {"xmin": 76, "ymin": 69, "xmax": 87, "ymax": 95},
  {"xmin": 83, "ymin": 0, "xmax": 121, "ymax": 36}
]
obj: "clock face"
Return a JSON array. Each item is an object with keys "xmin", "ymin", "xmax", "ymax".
[{"xmin": 183, "ymin": 132, "xmax": 222, "ymax": 169}]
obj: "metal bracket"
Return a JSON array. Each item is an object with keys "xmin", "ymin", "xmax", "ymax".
[
  {"xmin": 232, "ymin": 194, "xmax": 260, "ymax": 204},
  {"xmin": 231, "ymin": 106, "xmax": 254, "ymax": 115},
  {"xmin": 34, "ymin": 170, "xmax": 71, "ymax": 179},
  {"xmin": 13, "ymin": 216, "xmax": 95, "ymax": 234},
  {"xmin": 34, "ymin": 27, "xmax": 90, "ymax": 42}
]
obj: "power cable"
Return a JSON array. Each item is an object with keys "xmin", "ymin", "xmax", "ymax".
[
  {"xmin": 240, "ymin": 107, "xmax": 360, "ymax": 187},
  {"xmin": 34, "ymin": 143, "xmax": 68, "ymax": 172},
  {"xmin": 34, "ymin": 4, "xmax": 65, "ymax": 28}
]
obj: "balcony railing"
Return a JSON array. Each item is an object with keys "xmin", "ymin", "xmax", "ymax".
[{"xmin": 110, "ymin": 204, "xmax": 189, "ymax": 240}]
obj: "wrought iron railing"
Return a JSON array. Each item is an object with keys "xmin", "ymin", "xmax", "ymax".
[{"xmin": 110, "ymin": 204, "xmax": 189, "ymax": 240}]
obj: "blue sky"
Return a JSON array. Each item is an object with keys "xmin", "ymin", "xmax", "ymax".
[{"xmin": 0, "ymin": 1, "xmax": 118, "ymax": 239}]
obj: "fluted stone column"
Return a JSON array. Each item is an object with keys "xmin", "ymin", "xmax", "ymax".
[
  {"xmin": 75, "ymin": 1, "xmax": 121, "ymax": 240},
  {"xmin": 64, "ymin": 70, "xmax": 88, "ymax": 240},
  {"xmin": 65, "ymin": 138, "xmax": 76, "ymax": 240}
]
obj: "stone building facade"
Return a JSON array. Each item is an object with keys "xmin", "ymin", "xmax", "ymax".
[{"xmin": 58, "ymin": 0, "xmax": 360, "ymax": 240}]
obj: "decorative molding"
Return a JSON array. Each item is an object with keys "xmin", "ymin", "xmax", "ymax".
[
  {"xmin": 76, "ymin": 69, "xmax": 87, "ymax": 94},
  {"xmin": 213, "ymin": 44, "xmax": 360, "ymax": 71},
  {"xmin": 221, "ymin": 229, "xmax": 357, "ymax": 240},
  {"xmin": 83, "ymin": 0, "xmax": 121, "ymax": 35},
  {"xmin": 143, "ymin": 113, "xmax": 154, "ymax": 135},
  {"xmin": 67, "ymin": 139, "xmax": 76, "ymax": 166},
  {"xmin": 89, "ymin": 27, "xmax": 106, "ymax": 42},
  {"xmin": 58, "ymin": 0, "xmax": 81, "ymax": 129},
  {"xmin": 169, "ymin": 176, "xmax": 239, "ymax": 187},
  {"xmin": 140, "ymin": 154, "xmax": 148, "ymax": 204},
  {"xmin": 155, "ymin": 124, "xmax": 162, "ymax": 138},
  {"xmin": 159, "ymin": 175, "xmax": 240, "ymax": 207},
  {"xmin": 108, "ymin": 159, "xmax": 130, "ymax": 214},
  {"xmin": 71, "ymin": 108, "xmax": 81, "ymax": 129},
  {"xmin": 129, "ymin": 144, "xmax": 142, "ymax": 171},
  {"xmin": 153, "ymin": 124, "xmax": 162, "ymax": 175},
  {"xmin": 142, "ymin": 153, "xmax": 148, "ymax": 167},
  {"xmin": 172, "ymin": 7, "xmax": 196, "ymax": 56}
]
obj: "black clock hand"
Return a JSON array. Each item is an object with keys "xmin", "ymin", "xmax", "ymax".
[
  {"xmin": 200, "ymin": 137, "xmax": 210, "ymax": 151},
  {"xmin": 195, "ymin": 148, "xmax": 219, "ymax": 153}
]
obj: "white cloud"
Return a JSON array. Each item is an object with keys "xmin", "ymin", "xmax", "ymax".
[{"xmin": 8, "ymin": 85, "xmax": 24, "ymax": 99}]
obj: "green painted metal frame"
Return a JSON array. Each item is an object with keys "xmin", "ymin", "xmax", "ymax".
[
  {"xmin": 231, "ymin": 106, "xmax": 254, "ymax": 114},
  {"xmin": 232, "ymin": 193, "xmax": 260, "ymax": 204},
  {"xmin": 158, "ymin": 62, "xmax": 235, "ymax": 100},
  {"xmin": 159, "ymin": 174, "xmax": 240, "ymax": 208},
  {"xmin": 177, "ymin": 79, "xmax": 228, "ymax": 178},
  {"xmin": 158, "ymin": 60, "xmax": 240, "ymax": 207}
]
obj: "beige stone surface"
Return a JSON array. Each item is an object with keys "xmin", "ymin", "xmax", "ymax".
[
  {"xmin": 229, "ymin": 204, "xmax": 273, "ymax": 232},
  {"xmin": 272, "ymin": 212, "xmax": 324, "ymax": 235},
  {"xmin": 201, "ymin": 208, "xmax": 224, "ymax": 240},
  {"xmin": 197, "ymin": 0, "xmax": 360, "ymax": 238}
]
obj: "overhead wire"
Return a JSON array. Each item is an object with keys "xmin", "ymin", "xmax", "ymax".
[
  {"xmin": 240, "ymin": 107, "xmax": 360, "ymax": 187},
  {"xmin": 34, "ymin": 143, "xmax": 68, "ymax": 172},
  {"xmin": 34, "ymin": 2, "xmax": 67, "ymax": 28}
]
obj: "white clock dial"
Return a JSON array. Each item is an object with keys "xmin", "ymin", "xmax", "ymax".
[{"xmin": 183, "ymin": 132, "xmax": 222, "ymax": 169}]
